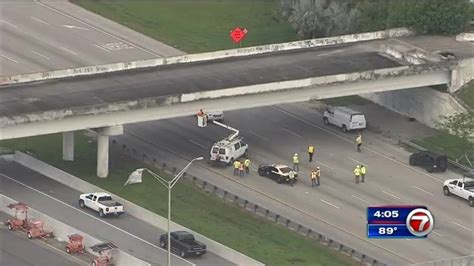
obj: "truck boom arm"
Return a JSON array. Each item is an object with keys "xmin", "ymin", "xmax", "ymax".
[{"xmin": 212, "ymin": 120, "xmax": 239, "ymax": 141}]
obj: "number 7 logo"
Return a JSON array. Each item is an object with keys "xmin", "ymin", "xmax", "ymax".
[{"xmin": 406, "ymin": 208, "xmax": 434, "ymax": 237}]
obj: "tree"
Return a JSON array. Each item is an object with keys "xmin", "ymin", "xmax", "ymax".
[{"xmin": 437, "ymin": 110, "xmax": 474, "ymax": 161}]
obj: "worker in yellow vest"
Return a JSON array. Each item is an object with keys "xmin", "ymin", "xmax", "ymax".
[
  {"xmin": 239, "ymin": 161, "xmax": 245, "ymax": 178},
  {"xmin": 356, "ymin": 133, "xmax": 362, "ymax": 152},
  {"xmin": 354, "ymin": 165, "xmax": 361, "ymax": 184},
  {"xmin": 233, "ymin": 160, "xmax": 241, "ymax": 176},
  {"xmin": 244, "ymin": 158, "xmax": 251, "ymax": 174},
  {"xmin": 308, "ymin": 144, "xmax": 315, "ymax": 162},
  {"xmin": 292, "ymin": 153, "xmax": 299, "ymax": 172},
  {"xmin": 360, "ymin": 165, "xmax": 367, "ymax": 183},
  {"xmin": 310, "ymin": 169, "xmax": 317, "ymax": 187}
]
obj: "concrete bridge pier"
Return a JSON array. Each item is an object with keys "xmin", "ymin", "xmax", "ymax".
[
  {"xmin": 96, "ymin": 125, "xmax": 123, "ymax": 178},
  {"xmin": 62, "ymin": 131, "xmax": 75, "ymax": 161}
]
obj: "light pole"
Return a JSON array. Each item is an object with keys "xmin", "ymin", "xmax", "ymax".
[{"xmin": 125, "ymin": 156, "xmax": 204, "ymax": 266}]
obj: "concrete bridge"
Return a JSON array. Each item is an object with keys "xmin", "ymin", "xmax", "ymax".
[{"xmin": 0, "ymin": 28, "xmax": 471, "ymax": 177}]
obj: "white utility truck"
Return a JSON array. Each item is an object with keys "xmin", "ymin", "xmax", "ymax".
[
  {"xmin": 208, "ymin": 120, "xmax": 248, "ymax": 165},
  {"xmin": 79, "ymin": 192, "xmax": 124, "ymax": 217},
  {"xmin": 443, "ymin": 172, "xmax": 474, "ymax": 206},
  {"xmin": 323, "ymin": 106, "xmax": 366, "ymax": 132}
]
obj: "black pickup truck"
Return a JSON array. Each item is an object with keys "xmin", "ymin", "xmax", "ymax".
[{"xmin": 159, "ymin": 231, "xmax": 206, "ymax": 258}]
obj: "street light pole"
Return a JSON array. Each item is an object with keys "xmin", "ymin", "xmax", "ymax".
[{"xmin": 125, "ymin": 156, "xmax": 203, "ymax": 266}]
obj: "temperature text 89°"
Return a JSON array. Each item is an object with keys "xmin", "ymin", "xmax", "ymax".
[{"xmin": 379, "ymin": 227, "xmax": 398, "ymax": 235}]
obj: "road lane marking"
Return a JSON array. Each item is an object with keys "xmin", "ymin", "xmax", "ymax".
[
  {"xmin": 31, "ymin": 16, "xmax": 50, "ymax": 25},
  {"xmin": 411, "ymin": 185, "xmax": 434, "ymax": 196},
  {"xmin": 125, "ymin": 129, "xmax": 416, "ymax": 264},
  {"xmin": 382, "ymin": 190, "xmax": 401, "ymax": 200},
  {"xmin": 248, "ymin": 130, "xmax": 270, "ymax": 141},
  {"xmin": 34, "ymin": 0, "xmax": 164, "ymax": 57},
  {"xmin": 282, "ymin": 128, "xmax": 302, "ymax": 138},
  {"xmin": 272, "ymin": 106, "xmax": 443, "ymax": 183},
  {"xmin": 432, "ymin": 231, "xmax": 443, "ymax": 237},
  {"xmin": 316, "ymin": 49, "xmax": 344, "ymax": 57},
  {"xmin": 0, "ymin": 173, "xmax": 195, "ymax": 266},
  {"xmin": 60, "ymin": 47, "xmax": 78, "ymax": 56},
  {"xmin": 451, "ymin": 221, "xmax": 472, "ymax": 232},
  {"xmin": 320, "ymin": 199, "xmax": 340, "ymax": 209},
  {"xmin": 347, "ymin": 157, "xmax": 367, "ymax": 166},
  {"xmin": 187, "ymin": 139, "xmax": 207, "ymax": 149},
  {"xmin": 62, "ymin": 24, "xmax": 89, "ymax": 30},
  {"xmin": 0, "ymin": 19, "xmax": 18, "ymax": 28},
  {"xmin": 94, "ymin": 44, "xmax": 111, "ymax": 53},
  {"xmin": 31, "ymin": 50, "xmax": 50, "ymax": 60},
  {"xmin": 0, "ymin": 54, "xmax": 19, "ymax": 64},
  {"xmin": 352, "ymin": 194, "xmax": 369, "ymax": 203},
  {"xmin": 315, "ymin": 160, "xmax": 334, "ymax": 170}
]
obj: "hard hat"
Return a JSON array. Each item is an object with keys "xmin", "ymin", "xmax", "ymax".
[
  {"xmin": 356, "ymin": 165, "xmax": 360, "ymax": 168},
  {"xmin": 294, "ymin": 153, "xmax": 298, "ymax": 156},
  {"xmin": 317, "ymin": 166, "xmax": 320, "ymax": 169}
]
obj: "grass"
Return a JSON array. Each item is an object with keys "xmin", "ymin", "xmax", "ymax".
[
  {"xmin": 73, "ymin": 0, "xmax": 297, "ymax": 53},
  {"xmin": 413, "ymin": 132, "xmax": 474, "ymax": 166},
  {"xmin": 1, "ymin": 132, "xmax": 357, "ymax": 266},
  {"xmin": 459, "ymin": 81, "xmax": 474, "ymax": 109},
  {"xmin": 321, "ymin": 96, "xmax": 372, "ymax": 106}
]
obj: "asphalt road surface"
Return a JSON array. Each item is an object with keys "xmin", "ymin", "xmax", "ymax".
[
  {"xmin": 0, "ymin": 0, "xmax": 181, "ymax": 76},
  {"xmin": 0, "ymin": 212, "xmax": 82, "ymax": 266},
  {"xmin": 115, "ymin": 103, "xmax": 473, "ymax": 265},
  {"xmin": 0, "ymin": 160, "xmax": 234, "ymax": 266}
]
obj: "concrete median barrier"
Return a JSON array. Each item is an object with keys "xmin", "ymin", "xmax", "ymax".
[
  {"xmin": 0, "ymin": 28, "xmax": 412, "ymax": 86},
  {"xmin": 14, "ymin": 151, "xmax": 265, "ymax": 266},
  {"xmin": 0, "ymin": 194, "xmax": 150, "ymax": 266}
]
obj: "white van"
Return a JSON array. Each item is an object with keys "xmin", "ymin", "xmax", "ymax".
[
  {"xmin": 210, "ymin": 137, "xmax": 248, "ymax": 165},
  {"xmin": 323, "ymin": 106, "xmax": 366, "ymax": 132}
]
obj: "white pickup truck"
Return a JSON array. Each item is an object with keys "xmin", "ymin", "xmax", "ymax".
[
  {"xmin": 79, "ymin": 192, "xmax": 124, "ymax": 217},
  {"xmin": 443, "ymin": 177, "xmax": 474, "ymax": 207}
]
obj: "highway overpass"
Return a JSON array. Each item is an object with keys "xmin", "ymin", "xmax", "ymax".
[{"xmin": 0, "ymin": 37, "xmax": 467, "ymax": 176}]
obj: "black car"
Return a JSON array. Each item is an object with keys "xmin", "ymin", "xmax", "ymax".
[
  {"xmin": 409, "ymin": 151, "xmax": 448, "ymax": 172},
  {"xmin": 258, "ymin": 164, "xmax": 298, "ymax": 184},
  {"xmin": 159, "ymin": 231, "xmax": 206, "ymax": 258}
]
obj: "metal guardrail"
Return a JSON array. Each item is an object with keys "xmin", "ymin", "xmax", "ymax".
[
  {"xmin": 398, "ymin": 138, "xmax": 474, "ymax": 173},
  {"xmin": 412, "ymin": 255, "xmax": 474, "ymax": 266},
  {"xmin": 110, "ymin": 138, "xmax": 385, "ymax": 266}
]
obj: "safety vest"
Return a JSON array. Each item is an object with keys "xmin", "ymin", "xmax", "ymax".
[
  {"xmin": 308, "ymin": 145, "xmax": 315, "ymax": 153},
  {"xmin": 233, "ymin": 161, "xmax": 241, "ymax": 169},
  {"xmin": 311, "ymin": 171, "xmax": 317, "ymax": 180},
  {"xmin": 354, "ymin": 167, "xmax": 361, "ymax": 176},
  {"xmin": 244, "ymin": 159, "xmax": 250, "ymax": 167},
  {"xmin": 293, "ymin": 155, "xmax": 299, "ymax": 164},
  {"xmin": 315, "ymin": 169, "xmax": 321, "ymax": 177},
  {"xmin": 356, "ymin": 135, "xmax": 362, "ymax": 144},
  {"xmin": 361, "ymin": 166, "xmax": 366, "ymax": 175}
]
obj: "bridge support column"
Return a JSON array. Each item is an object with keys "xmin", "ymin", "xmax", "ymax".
[
  {"xmin": 96, "ymin": 125, "xmax": 123, "ymax": 178},
  {"xmin": 62, "ymin": 131, "xmax": 74, "ymax": 161}
]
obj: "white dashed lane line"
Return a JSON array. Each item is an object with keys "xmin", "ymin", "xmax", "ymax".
[
  {"xmin": 382, "ymin": 190, "xmax": 401, "ymax": 200},
  {"xmin": 282, "ymin": 128, "xmax": 302, "ymax": 138},
  {"xmin": 320, "ymin": 199, "xmax": 340, "ymax": 209},
  {"xmin": 31, "ymin": 16, "xmax": 50, "ymax": 25},
  {"xmin": 451, "ymin": 221, "xmax": 472, "ymax": 232},
  {"xmin": 31, "ymin": 50, "xmax": 50, "ymax": 60},
  {"xmin": 0, "ymin": 19, "xmax": 18, "ymax": 28},
  {"xmin": 94, "ymin": 44, "xmax": 111, "ymax": 53},
  {"xmin": 347, "ymin": 157, "xmax": 368, "ymax": 166},
  {"xmin": 248, "ymin": 130, "xmax": 270, "ymax": 141},
  {"xmin": 187, "ymin": 139, "xmax": 207, "ymax": 149},
  {"xmin": 352, "ymin": 194, "xmax": 369, "ymax": 204},
  {"xmin": 411, "ymin": 185, "xmax": 434, "ymax": 196},
  {"xmin": 0, "ymin": 54, "xmax": 19, "ymax": 63},
  {"xmin": 59, "ymin": 46, "xmax": 78, "ymax": 56}
]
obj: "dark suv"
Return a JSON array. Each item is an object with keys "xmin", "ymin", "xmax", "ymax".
[
  {"xmin": 159, "ymin": 231, "xmax": 206, "ymax": 258},
  {"xmin": 409, "ymin": 151, "xmax": 448, "ymax": 172}
]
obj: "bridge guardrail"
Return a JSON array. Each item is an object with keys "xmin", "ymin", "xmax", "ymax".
[
  {"xmin": 0, "ymin": 28, "xmax": 412, "ymax": 86},
  {"xmin": 110, "ymin": 137, "xmax": 387, "ymax": 266},
  {"xmin": 412, "ymin": 255, "xmax": 474, "ymax": 266}
]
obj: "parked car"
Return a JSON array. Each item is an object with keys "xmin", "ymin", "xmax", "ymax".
[
  {"xmin": 79, "ymin": 192, "xmax": 124, "ymax": 217},
  {"xmin": 258, "ymin": 164, "xmax": 298, "ymax": 184},
  {"xmin": 443, "ymin": 174, "xmax": 474, "ymax": 206},
  {"xmin": 159, "ymin": 231, "xmax": 206, "ymax": 258},
  {"xmin": 323, "ymin": 105, "xmax": 366, "ymax": 132},
  {"xmin": 409, "ymin": 151, "xmax": 448, "ymax": 172}
]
